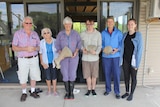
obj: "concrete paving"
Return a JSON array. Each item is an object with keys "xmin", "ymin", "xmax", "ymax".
[{"xmin": 0, "ymin": 84, "xmax": 160, "ymax": 107}]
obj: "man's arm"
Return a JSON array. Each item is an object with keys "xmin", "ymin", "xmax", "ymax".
[{"xmin": 12, "ymin": 45, "xmax": 38, "ymax": 52}]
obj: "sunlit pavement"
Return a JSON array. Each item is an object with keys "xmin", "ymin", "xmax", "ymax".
[{"xmin": 0, "ymin": 84, "xmax": 160, "ymax": 107}]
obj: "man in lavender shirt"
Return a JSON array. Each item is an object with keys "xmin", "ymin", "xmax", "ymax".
[
  {"xmin": 55, "ymin": 16, "xmax": 81, "ymax": 100},
  {"xmin": 12, "ymin": 16, "xmax": 41, "ymax": 102}
]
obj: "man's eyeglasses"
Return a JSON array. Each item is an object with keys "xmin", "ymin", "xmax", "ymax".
[
  {"xmin": 43, "ymin": 32, "xmax": 50, "ymax": 35},
  {"xmin": 25, "ymin": 22, "xmax": 32, "ymax": 25},
  {"xmin": 86, "ymin": 24, "xmax": 94, "ymax": 26}
]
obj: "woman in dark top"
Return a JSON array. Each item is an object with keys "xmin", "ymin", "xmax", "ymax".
[{"xmin": 120, "ymin": 19, "xmax": 143, "ymax": 101}]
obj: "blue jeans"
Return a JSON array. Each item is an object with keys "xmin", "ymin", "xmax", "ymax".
[{"xmin": 102, "ymin": 57, "xmax": 121, "ymax": 95}]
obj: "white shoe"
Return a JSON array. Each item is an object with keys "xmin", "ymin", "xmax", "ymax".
[{"xmin": 73, "ymin": 88, "xmax": 80, "ymax": 94}]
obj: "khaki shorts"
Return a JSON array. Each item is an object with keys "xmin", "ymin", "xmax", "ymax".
[
  {"xmin": 17, "ymin": 56, "xmax": 41, "ymax": 84},
  {"xmin": 82, "ymin": 60, "xmax": 99, "ymax": 79}
]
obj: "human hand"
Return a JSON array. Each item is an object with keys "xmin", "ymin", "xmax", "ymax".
[
  {"xmin": 27, "ymin": 46, "xmax": 36, "ymax": 52},
  {"xmin": 72, "ymin": 51, "xmax": 78, "ymax": 58},
  {"xmin": 42, "ymin": 63, "xmax": 49, "ymax": 69},
  {"xmin": 83, "ymin": 48, "xmax": 88, "ymax": 54},
  {"xmin": 112, "ymin": 48, "xmax": 118, "ymax": 54},
  {"xmin": 89, "ymin": 50, "xmax": 96, "ymax": 55}
]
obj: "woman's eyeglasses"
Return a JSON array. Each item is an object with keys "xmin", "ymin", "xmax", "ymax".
[
  {"xmin": 43, "ymin": 32, "xmax": 50, "ymax": 35},
  {"xmin": 25, "ymin": 22, "xmax": 32, "ymax": 25}
]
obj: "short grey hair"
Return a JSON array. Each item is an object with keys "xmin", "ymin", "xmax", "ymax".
[
  {"xmin": 22, "ymin": 16, "xmax": 33, "ymax": 23},
  {"xmin": 63, "ymin": 16, "xmax": 72, "ymax": 24},
  {"xmin": 106, "ymin": 16, "xmax": 115, "ymax": 22},
  {"xmin": 41, "ymin": 28, "xmax": 52, "ymax": 37}
]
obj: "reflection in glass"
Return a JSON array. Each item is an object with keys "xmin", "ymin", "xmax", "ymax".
[
  {"xmin": 100, "ymin": 2, "xmax": 133, "ymax": 33},
  {"xmin": 11, "ymin": 4, "xmax": 24, "ymax": 33},
  {"xmin": 28, "ymin": 3, "xmax": 61, "ymax": 38},
  {"xmin": 0, "ymin": 2, "xmax": 8, "ymax": 35},
  {"xmin": 73, "ymin": 22, "xmax": 97, "ymax": 33}
]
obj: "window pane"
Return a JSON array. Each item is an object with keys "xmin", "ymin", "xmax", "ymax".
[
  {"xmin": 109, "ymin": 2, "xmax": 132, "ymax": 18},
  {"xmin": 102, "ymin": 2, "xmax": 108, "ymax": 18},
  {"xmin": 100, "ymin": 2, "xmax": 133, "ymax": 32},
  {"xmin": 11, "ymin": 4, "xmax": 24, "ymax": 33},
  {"xmin": 0, "ymin": 2, "xmax": 8, "ymax": 35},
  {"xmin": 73, "ymin": 22, "xmax": 98, "ymax": 33},
  {"xmin": 28, "ymin": 3, "xmax": 61, "ymax": 38},
  {"xmin": 110, "ymin": 2, "xmax": 133, "ymax": 32}
]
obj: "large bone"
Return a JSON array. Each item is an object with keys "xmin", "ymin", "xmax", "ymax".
[
  {"xmin": 55, "ymin": 46, "xmax": 72, "ymax": 69},
  {"xmin": 103, "ymin": 46, "xmax": 113, "ymax": 55}
]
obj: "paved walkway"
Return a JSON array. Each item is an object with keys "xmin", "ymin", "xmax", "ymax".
[{"xmin": 0, "ymin": 84, "xmax": 160, "ymax": 107}]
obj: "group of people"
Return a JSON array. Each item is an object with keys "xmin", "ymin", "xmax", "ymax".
[{"xmin": 12, "ymin": 15, "xmax": 143, "ymax": 102}]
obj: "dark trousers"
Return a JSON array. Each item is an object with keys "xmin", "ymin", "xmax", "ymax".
[
  {"xmin": 122, "ymin": 59, "xmax": 137, "ymax": 94},
  {"xmin": 102, "ymin": 57, "xmax": 120, "ymax": 95}
]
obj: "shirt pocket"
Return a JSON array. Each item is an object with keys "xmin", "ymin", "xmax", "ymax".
[{"xmin": 31, "ymin": 39, "xmax": 37, "ymax": 46}]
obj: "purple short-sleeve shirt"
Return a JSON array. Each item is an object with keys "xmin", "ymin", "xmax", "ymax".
[{"xmin": 12, "ymin": 29, "xmax": 40, "ymax": 57}]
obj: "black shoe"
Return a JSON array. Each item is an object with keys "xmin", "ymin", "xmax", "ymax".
[
  {"xmin": 127, "ymin": 94, "xmax": 133, "ymax": 101},
  {"xmin": 92, "ymin": 90, "xmax": 97, "ymax": 96},
  {"xmin": 85, "ymin": 90, "xmax": 91, "ymax": 97},
  {"xmin": 115, "ymin": 94, "xmax": 120, "ymax": 99},
  {"xmin": 30, "ymin": 92, "xmax": 40, "ymax": 98},
  {"xmin": 70, "ymin": 93, "xmax": 74, "ymax": 99},
  {"xmin": 20, "ymin": 93, "xmax": 27, "ymax": 102},
  {"xmin": 121, "ymin": 93, "xmax": 129, "ymax": 99},
  {"xmin": 64, "ymin": 93, "xmax": 70, "ymax": 99},
  {"xmin": 104, "ymin": 92, "xmax": 109, "ymax": 96}
]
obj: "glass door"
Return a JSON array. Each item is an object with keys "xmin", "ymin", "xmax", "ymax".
[
  {"xmin": 0, "ymin": 2, "xmax": 8, "ymax": 36},
  {"xmin": 100, "ymin": 2, "xmax": 133, "ymax": 33},
  {"xmin": 27, "ymin": 3, "xmax": 61, "ymax": 38},
  {"xmin": 27, "ymin": 3, "xmax": 61, "ymax": 82},
  {"xmin": 11, "ymin": 4, "xmax": 24, "ymax": 34},
  {"xmin": 99, "ymin": 1, "xmax": 134, "ymax": 82}
]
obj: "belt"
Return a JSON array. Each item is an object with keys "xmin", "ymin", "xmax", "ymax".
[{"xmin": 22, "ymin": 55, "xmax": 38, "ymax": 59}]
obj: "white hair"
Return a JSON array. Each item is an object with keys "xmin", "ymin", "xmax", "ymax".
[
  {"xmin": 63, "ymin": 16, "xmax": 73, "ymax": 24},
  {"xmin": 41, "ymin": 28, "xmax": 52, "ymax": 37},
  {"xmin": 22, "ymin": 16, "xmax": 33, "ymax": 23}
]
